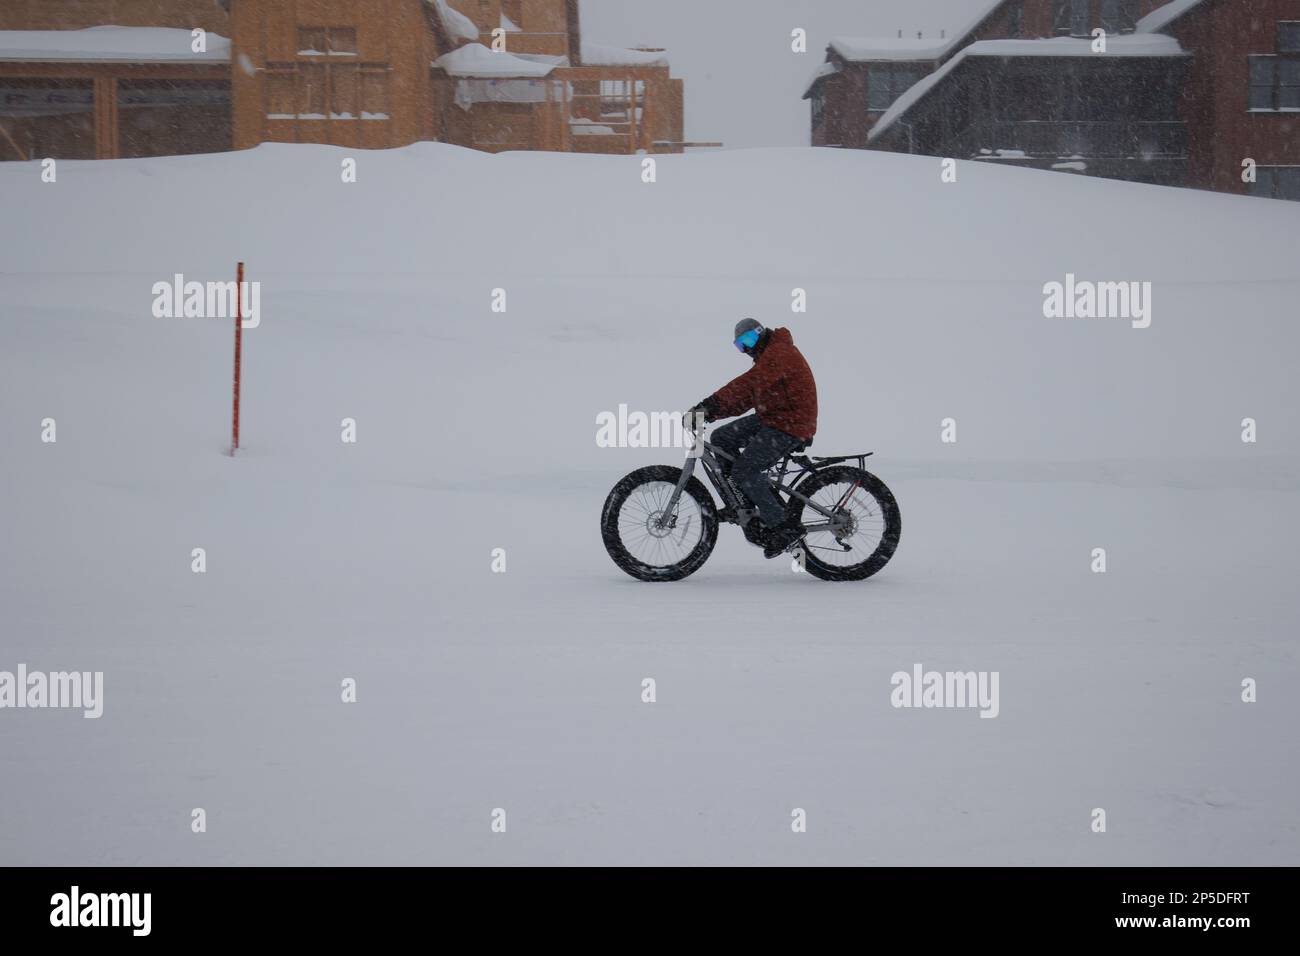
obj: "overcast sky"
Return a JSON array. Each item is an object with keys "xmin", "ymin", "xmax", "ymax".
[{"xmin": 581, "ymin": 0, "xmax": 994, "ymax": 148}]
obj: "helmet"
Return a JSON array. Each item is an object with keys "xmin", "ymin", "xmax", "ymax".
[{"xmin": 734, "ymin": 317, "xmax": 764, "ymax": 354}]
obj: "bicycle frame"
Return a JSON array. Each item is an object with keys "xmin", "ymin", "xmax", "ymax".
[{"xmin": 659, "ymin": 431, "xmax": 856, "ymax": 535}]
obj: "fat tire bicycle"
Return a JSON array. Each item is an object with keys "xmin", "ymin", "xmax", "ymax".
[{"xmin": 600, "ymin": 429, "xmax": 901, "ymax": 582}]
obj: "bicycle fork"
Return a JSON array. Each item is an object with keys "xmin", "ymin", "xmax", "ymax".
[{"xmin": 655, "ymin": 455, "xmax": 698, "ymax": 531}]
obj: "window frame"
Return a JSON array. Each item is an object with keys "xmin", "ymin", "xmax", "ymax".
[
  {"xmin": 264, "ymin": 58, "xmax": 390, "ymax": 121},
  {"xmin": 1100, "ymin": 0, "xmax": 1139, "ymax": 35},
  {"xmin": 1052, "ymin": 0, "xmax": 1090, "ymax": 37},
  {"xmin": 866, "ymin": 63, "xmax": 925, "ymax": 114},
  {"xmin": 1051, "ymin": 0, "xmax": 1071, "ymax": 36},
  {"xmin": 358, "ymin": 63, "xmax": 390, "ymax": 120},
  {"xmin": 1007, "ymin": 1, "xmax": 1024, "ymax": 39},
  {"xmin": 297, "ymin": 26, "xmax": 357, "ymax": 56},
  {"xmin": 1278, "ymin": 21, "xmax": 1300, "ymax": 53},
  {"xmin": 1248, "ymin": 164, "xmax": 1300, "ymax": 201},
  {"xmin": 1248, "ymin": 53, "xmax": 1300, "ymax": 112}
]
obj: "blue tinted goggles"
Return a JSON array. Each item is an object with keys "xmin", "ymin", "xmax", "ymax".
[{"xmin": 734, "ymin": 328, "xmax": 762, "ymax": 352}]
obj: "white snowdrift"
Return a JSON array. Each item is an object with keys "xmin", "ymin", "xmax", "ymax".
[{"xmin": 2, "ymin": 145, "xmax": 1298, "ymax": 866}]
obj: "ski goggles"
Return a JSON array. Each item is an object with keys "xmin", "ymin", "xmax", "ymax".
[{"xmin": 734, "ymin": 328, "xmax": 762, "ymax": 352}]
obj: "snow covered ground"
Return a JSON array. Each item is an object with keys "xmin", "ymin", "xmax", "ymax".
[{"xmin": 2, "ymin": 144, "xmax": 1298, "ymax": 864}]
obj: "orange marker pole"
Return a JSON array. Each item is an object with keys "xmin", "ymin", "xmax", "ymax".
[{"xmin": 231, "ymin": 261, "xmax": 243, "ymax": 455}]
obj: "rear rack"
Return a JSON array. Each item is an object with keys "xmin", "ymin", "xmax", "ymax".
[{"xmin": 791, "ymin": 452, "xmax": 873, "ymax": 471}]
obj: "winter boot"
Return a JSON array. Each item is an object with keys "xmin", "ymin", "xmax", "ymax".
[{"xmin": 761, "ymin": 516, "xmax": 805, "ymax": 558}]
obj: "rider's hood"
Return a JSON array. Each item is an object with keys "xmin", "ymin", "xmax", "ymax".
[{"xmin": 753, "ymin": 326, "xmax": 793, "ymax": 361}]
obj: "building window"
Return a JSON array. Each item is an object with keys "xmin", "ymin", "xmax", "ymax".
[
  {"xmin": 1279, "ymin": 22, "xmax": 1300, "ymax": 53},
  {"xmin": 266, "ymin": 65, "xmax": 296, "ymax": 116},
  {"xmin": 1052, "ymin": 0, "xmax": 1089, "ymax": 37},
  {"xmin": 332, "ymin": 66, "xmax": 359, "ymax": 117},
  {"xmin": 1249, "ymin": 55, "xmax": 1300, "ymax": 111},
  {"xmin": 1008, "ymin": 1, "xmax": 1024, "ymax": 38},
  {"xmin": 301, "ymin": 63, "xmax": 328, "ymax": 114},
  {"xmin": 298, "ymin": 27, "xmax": 357, "ymax": 56},
  {"xmin": 596, "ymin": 78, "xmax": 644, "ymax": 118},
  {"xmin": 1249, "ymin": 165, "xmax": 1300, "ymax": 200},
  {"xmin": 1100, "ymin": 0, "xmax": 1139, "ymax": 35},
  {"xmin": 117, "ymin": 79, "xmax": 232, "ymax": 158},
  {"xmin": 265, "ymin": 61, "xmax": 389, "ymax": 120},
  {"xmin": 867, "ymin": 65, "xmax": 924, "ymax": 113},
  {"xmin": 1052, "ymin": 1, "xmax": 1070, "ymax": 36},
  {"xmin": 299, "ymin": 28, "xmax": 326, "ymax": 54},
  {"xmin": 0, "ymin": 79, "xmax": 95, "ymax": 160},
  {"xmin": 811, "ymin": 92, "xmax": 825, "ymax": 127},
  {"xmin": 360, "ymin": 65, "xmax": 390, "ymax": 119}
]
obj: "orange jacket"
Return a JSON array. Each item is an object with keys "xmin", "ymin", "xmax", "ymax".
[{"xmin": 707, "ymin": 327, "xmax": 818, "ymax": 441}]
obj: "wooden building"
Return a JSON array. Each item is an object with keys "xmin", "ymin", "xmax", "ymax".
[
  {"xmin": 805, "ymin": 0, "xmax": 1300, "ymax": 199},
  {"xmin": 0, "ymin": 0, "xmax": 688, "ymax": 160}
]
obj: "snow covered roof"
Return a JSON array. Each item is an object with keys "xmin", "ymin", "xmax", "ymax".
[
  {"xmin": 866, "ymin": 59, "xmax": 957, "ymax": 142},
  {"xmin": 829, "ymin": 37, "xmax": 952, "ymax": 62},
  {"xmin": 868, "ymin": 34, "xmax": 1186, "ymax": 142},
  {"xmin": 433, "ymin": 43, "xmax": 556, "ymax": 77},
  {"xmin": 581, "ymin": 42, "xmax": 668, "ymax": 67},
  {"xmin": 427, "ymin": 0, "xmax": 480, "ymax": 44},
  {"xmin": 965, "ymin": 35, "xmax": 1185, "ymax": 58},
  {"xmin": 802, "ymin": 61, "xmax": 840, "ymax": 98},
  {"xmin": 829, "ymin": 0, "xmax": 1005, "ymax": 63},
  {"xmin": 1137, "ymin": 0, "xmax": 1212, "ymax": 34},
  {"xmin": 0, "ymin": 25, "xmax": 230, "ymax": 62}
]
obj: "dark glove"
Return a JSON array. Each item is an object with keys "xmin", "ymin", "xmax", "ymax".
[{"xmin": 694, "ymin": 396, "xmax": 721, "ymax": 420}]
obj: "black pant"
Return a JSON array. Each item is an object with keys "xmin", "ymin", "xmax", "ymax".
[{"xmin": 711, "ymin": 414, "xmax": 804, "ymax": 526}]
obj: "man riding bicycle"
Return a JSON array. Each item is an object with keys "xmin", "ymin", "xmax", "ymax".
[{"xmin": 686, "ymin": 318, "xmax": 818, "ymax": 558}]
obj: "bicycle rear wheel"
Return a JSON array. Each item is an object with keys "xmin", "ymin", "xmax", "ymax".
[{"xmin": 787, "ymin": 466, "xmax": 900, "ymax": 581}]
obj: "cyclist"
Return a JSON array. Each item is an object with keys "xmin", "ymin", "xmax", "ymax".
[{"xmin": 685, "ymin": 318, "xmax": 818, "ymax": 558}]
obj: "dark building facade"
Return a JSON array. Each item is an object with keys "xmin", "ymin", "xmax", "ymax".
[{"xmin": 805, "ymin": 0, "xmax": 1300, "ymax": 199}]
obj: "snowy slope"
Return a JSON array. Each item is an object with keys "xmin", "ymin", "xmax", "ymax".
[{"xmin": 1, "ymin": 145, "xmax": 1298, "ymax": 865}]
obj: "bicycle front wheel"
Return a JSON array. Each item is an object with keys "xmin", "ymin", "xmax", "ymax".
[{"xmin": 600, "ymin": 465, "xmax": 718, "ymax": 581}]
